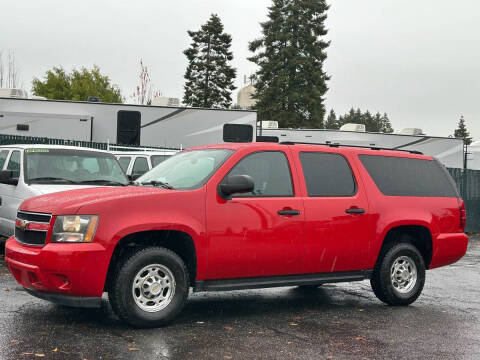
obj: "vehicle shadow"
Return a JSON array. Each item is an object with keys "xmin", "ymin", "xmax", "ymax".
[
  {"xmin": 10, "ymin": 284, "xmax": 376, "ymax": 330},
  {"xmin": 175, "ymin": 284, "xmax": 377, "ymax": 324}
]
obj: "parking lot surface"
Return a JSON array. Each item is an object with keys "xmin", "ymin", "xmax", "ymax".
[{"xmin": 0, "ymin": 238, "xmax": 479, "ymax": 360}]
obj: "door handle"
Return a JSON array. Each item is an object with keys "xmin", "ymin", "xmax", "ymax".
[
  {"xmin": 345, "ymin": 208, "xmax": 365, "ymax": 214},
  {"xmin": 278, "ymin": 209, "xmax": 300, "ymax": 216}
]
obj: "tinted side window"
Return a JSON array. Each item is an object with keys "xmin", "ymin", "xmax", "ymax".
[
  {"xmin": 151, "ymin": 155, "xmax": 171, "ymax": 167},
  {"xmin": 300, "ymin": 152, "xmax": 356, "ymax": 197},
  {"xmin": 226, "ymin": 151, "xmax": 293, "ymax": 197},
  {"xmin": 7, "ymin": 151, "xmax": 21, "ymax": 178},
  {"xmin": 118, "ymin": 157, "xmax": 131, "ymax": 172},
  {"xmin": 132, "ymin": 157, "xmax": 149, "ymax": 176},
  {"xmin": 359, "ymin": 155, "xmax": 458, "ymax": 197},
  {"xmin": 0, "ymin": 150, "xmax": 9, "ymax": 169}
]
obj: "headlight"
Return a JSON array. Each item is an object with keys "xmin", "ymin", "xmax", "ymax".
[{"xmin": 51, "ymin": 215, "xmax": 99, "ymax": 243}]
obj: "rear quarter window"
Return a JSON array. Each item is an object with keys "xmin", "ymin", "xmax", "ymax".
[{"xmin": 359, "ymin": 155, "xmax": 458, "ymax": 197}]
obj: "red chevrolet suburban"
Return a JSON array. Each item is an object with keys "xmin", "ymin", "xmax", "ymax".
[{"xmin": 5, "ymin": 142, "xmax": 468, "ymax": 327}]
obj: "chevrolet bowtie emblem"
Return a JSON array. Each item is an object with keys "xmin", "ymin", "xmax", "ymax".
[{"xmin": 17, "ymin": 220, "xmax": 28, "ymax": 231}]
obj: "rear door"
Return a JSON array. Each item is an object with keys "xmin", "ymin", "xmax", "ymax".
[{"xmin": 294, "ymin": 149, "xmax": 372, "ymax": 273}]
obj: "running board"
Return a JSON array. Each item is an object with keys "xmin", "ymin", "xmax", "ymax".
[{"xmin": 194, "ymin": 270, "xmax": 372, "ymax": 292}]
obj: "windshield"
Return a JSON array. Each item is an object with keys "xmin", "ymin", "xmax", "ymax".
[
  {"xmin": 136, "ymin": 149, "xmax": 233, "ymax": 189},
  {"xmin": 25, "ymin": 148, "xmax": 129, "ymax": 185}
]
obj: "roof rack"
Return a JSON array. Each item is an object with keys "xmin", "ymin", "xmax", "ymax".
[{"xmin": 279, "ymin": 141, "xmax": 423, "ymax": 155}]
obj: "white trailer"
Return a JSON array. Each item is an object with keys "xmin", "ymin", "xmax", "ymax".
[
  {"xmin": 261, "ymin": 128, "xmax": 465, "ymax": 169},
  {"xmin": 0, "ymin": 98, "xmax": 257, "ymax": 148}
]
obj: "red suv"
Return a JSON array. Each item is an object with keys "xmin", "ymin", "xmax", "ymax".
[{"xmin": 5, "ymin": 142, "xmax": 468, "ymax": 327}]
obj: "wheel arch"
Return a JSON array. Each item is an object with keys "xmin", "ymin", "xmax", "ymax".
[
  {"xmin": 376, "ymin": 224, "xmax": 433, "ymax": 269},
  {"xmin": 104, "ymin": 229, "xmax": 198, "ymax": 291}
]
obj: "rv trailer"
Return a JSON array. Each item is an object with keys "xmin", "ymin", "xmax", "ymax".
[
  {"xmin": 261, "ymin": 128, "xmax": 465, "ymax": 169},
  {"xmin": 0, "ymin": 98, "xmax": 256, "ymax": 148}
]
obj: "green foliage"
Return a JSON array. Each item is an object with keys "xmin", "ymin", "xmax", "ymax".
[
  {"xmin": 326, "ymin": 108, "xmax": 393, "ymax": 133},
  {"xmin": 32, "ymin": 66, "xmax": 122, "ymax": 103},
  {"xmin": 249, "ymin": 0, "xmax": 330, "ymax": 128},
  {"xmin": 454, "ymin": 116, "xmax": 472, "ymax": 145},
  {"xmin": 183, "ymin": 14, "xmax": 236, "ymax": 108},
  {"xmin": 324, "ymin": 109, "xmax": 338, "ymax": 129}
]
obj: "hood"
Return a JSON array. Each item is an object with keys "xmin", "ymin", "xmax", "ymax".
[
  {"xmin": 30, "ymin": 184, "xmax": 98, "ymax": 195},
  {"xmin": 20, "ymin": 186, "xmax": 167, "ymax": 215}
]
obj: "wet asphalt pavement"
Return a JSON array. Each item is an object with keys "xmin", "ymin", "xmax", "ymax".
[{"xmin": 0, "ymin": 239, "xmax": 478, "ymax": 360}]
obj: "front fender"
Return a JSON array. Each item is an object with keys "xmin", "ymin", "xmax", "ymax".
[{"xmin": 76, "ymin": 189, "xmax": 207, "ymax": 280}]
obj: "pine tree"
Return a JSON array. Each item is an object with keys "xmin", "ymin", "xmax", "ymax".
[
  {"xmin": 249, "ymin": 0, "xmax": 330, "ymax": 128},
  {"xmin": 325, "ymin": 109, "xmax": 338, "ymax": 129},
  {"xmin": 336, "ymin": 109, "xmax": 393, "ymax": 132},
  {"xmin": 183, "ymin": 14, "xmax": 236, "ymax": 108},
  {"xmin": 454, "ymin": 116, "xmax": 472, "ymax": 145},
  {"xmin": 380, "ymin": 113, "xmax": 393, "ymax": 133}
]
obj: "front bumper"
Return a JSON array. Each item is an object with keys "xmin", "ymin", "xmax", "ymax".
[
  {"xmin": 5, "ymin": 236, "xmax": 110, "ymax": 299},
  {"xmin": 24, "ymin": 288, "xmax": 101, "ymax": 308}
]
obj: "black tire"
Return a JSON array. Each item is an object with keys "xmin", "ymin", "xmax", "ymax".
[
  {"xmin": 109, "ymin": 247, "xmax": 189, "ymax": 328},
  {"xmin": 370, "ymin": 242, "xmax": 425, "ymax": 306}
]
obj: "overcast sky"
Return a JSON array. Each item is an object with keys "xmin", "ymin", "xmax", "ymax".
[{"xmin": 1, "ymin": 0, "xmax": 479, "ymax": 138}]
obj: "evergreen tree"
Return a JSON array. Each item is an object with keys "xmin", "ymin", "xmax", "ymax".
[
  {"xmin": 325, "ymin": 109, "xmax": 338, "ymax": 129},
  {"xmin": 380, "ymin": 113, "xmax": 393, "ymax": 133},
  {"xmin": 183, "ymin": 14, "xmax": 236, "ymax": 108},
  {"xmin": 249, "ymin": 0, "xmax": 330, "ymax": 128},
  {"xmin": 454, "ymin": 115, "xmax": 472, "ymax": 145},
  {"xmin": 336, "ymin": 108, "xmax": 393, "ymax": 132}
]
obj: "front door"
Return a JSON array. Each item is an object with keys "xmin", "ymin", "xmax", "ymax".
[
  {"xmin": 206, "ymin": 150, "xmax": 304, "ymax": 279},
  {"xmin": 0, "ymin": 149, "xmax": 23, "ymax": 236}
]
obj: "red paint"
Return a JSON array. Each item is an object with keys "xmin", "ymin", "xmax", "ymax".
[{"xmin": 5, "ymin": 142, "xmax": 468, "ymax": 300}]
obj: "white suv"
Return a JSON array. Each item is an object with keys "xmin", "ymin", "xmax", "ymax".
[{"xmin": 0, "ymin": 145, "xmax": 128, "ymax": 237}]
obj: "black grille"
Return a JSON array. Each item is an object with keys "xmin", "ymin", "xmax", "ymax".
[
  {"xmin": 15, "ymin": 228, "xmax": 47, "ymax": 246},
  {"xmin": 15, "ymin": 211, "xmax": 51, "ymax": 246},
  {"xmin": 17, "ymin": 211, "xmax": 51, "ymax": 223}
]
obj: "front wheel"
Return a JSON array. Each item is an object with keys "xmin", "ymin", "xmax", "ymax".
[
  {"xmin": 109, "ymin": 247, "xmax": 189, "ymax": 327},
  {"xmin": 370, "ymin": 242, "xmax": 425, "ymax": 306}
]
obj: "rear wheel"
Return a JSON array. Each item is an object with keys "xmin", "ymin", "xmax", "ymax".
[
  {"xmin": 109, "ymin": 247, "xmax": 189, "ymax": 328},
  {"xmin": 370, "ymin": 242, "xmax": 425, "ymax": 306}
]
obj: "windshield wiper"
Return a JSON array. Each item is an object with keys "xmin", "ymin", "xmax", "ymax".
[
  {"xmin": 140, "ymin": 180, "xmax": 175, "ymax": 189},
  {"xmin": 29, "ymin": 177, "xmax": 77, "ymax": 184},
  {"xmin": 77, "ymin": 180, "xmax": 128, "ymax": 186}
]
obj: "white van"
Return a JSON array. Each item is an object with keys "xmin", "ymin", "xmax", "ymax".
[
  {"xmin": 113, "ymin": 150, "xmax": 178, "ymax": 180},
  {"xmin": 0, "ymin": 145, "xmax": 129, "ymax": 237}
]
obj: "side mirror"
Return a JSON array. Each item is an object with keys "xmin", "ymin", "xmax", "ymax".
[
  {"xmin": 219, "ymin": 175, "xmax": 254, "ymax": 199},
  {"xmin": 0, "ymin": 170, "xmax": 19, "ymax": 186}
]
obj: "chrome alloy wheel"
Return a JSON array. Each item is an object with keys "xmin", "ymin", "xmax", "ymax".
[
  {"xmin": 132, "ymin": 264, "xmax": 176, "ymax": 312},
  {"xmin": 390, "ymin": 256, "xmax": 417, "ymax": 294}
]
